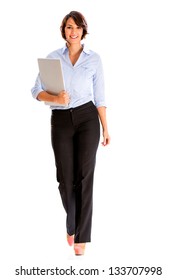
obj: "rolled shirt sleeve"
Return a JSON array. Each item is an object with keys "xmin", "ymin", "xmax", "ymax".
[
  {"xmin": 93, "ymin": 56, "xmax": 106, "ymax": 108},
  {"xmin": 31, "ymin": 74, "xmax": 44, "ymax": 100}
]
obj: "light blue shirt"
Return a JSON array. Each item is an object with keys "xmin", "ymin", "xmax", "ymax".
[{"xmin": 31, "ymin": 45, "xmax": 106, "ymax": 109}]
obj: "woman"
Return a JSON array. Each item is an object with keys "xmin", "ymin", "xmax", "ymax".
[{"xmin": 31, "ymin": 11, "xmax": 110, "ymax": 256}]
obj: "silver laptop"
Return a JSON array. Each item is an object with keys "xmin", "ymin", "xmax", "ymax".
[{"xmin": 37, "ymin": 58, "xmax": 65, "ymax": 106}]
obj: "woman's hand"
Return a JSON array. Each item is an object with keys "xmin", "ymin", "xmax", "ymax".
[
  {"xmin": 97, "ymin": 106, "xmax": 110, "ymax": 146},
  {"xmin": 101, "ymin": 129, "xmax": 111, "ymax": 146},
  {"xmin": 54, "ymin": 90, "xmax": 70, "ymax": 105}
]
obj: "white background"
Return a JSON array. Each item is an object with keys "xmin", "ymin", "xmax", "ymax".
[{"xmin": 0, "ymin": 0, "xmax": 176, "ymax": 279}]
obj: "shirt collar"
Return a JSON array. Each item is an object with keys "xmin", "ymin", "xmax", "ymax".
[{"xmin": 61, "ymin": 43, "xmax": 90, "ymax": 55}]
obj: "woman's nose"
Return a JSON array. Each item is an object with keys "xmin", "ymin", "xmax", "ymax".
[{"xmin": 71, "ymin": 28, "xmax": 76, "ymax": 34}]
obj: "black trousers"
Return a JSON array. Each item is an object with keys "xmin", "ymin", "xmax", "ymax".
[{"xmin": 51, "ymin": 101, "xmax": 100, "ymax": 243}]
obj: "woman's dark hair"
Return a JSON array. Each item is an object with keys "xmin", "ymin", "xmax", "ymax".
[{"xmin": 60, "ymin": 11, "xmax": 88, "ymax": 40}]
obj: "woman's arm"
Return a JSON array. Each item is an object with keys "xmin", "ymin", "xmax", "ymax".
[
  {"xmin": 38, "ymin": 90, "xmax": 70, "ymax": 105},
  {"xmin": 97, "ymin": 106, "xmax": 110, "ymax": 146},
  {"xmin": 31, "ymin": 74, "xmax": 69, "ymax": 105}
]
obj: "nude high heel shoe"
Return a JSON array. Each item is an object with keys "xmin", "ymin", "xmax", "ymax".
[
  {"xmin": 67, "ymin": 234, "xmax": 74, "ymax": 246},
  {"xmin": 74, "ymin": 243, "xmax": 86, "ymax": 256}
]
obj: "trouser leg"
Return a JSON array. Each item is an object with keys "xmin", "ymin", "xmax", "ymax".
[
  {"xmin": 51, "ymin": 111, "xmax": 75, "ymax": 236},
  {"xmin": 73, "ymin": 105, "xmax": 100, "ymax": 243}
]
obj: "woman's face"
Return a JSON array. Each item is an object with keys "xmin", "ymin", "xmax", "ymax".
[{"xmin": 65, "ymin": 17, "xmax": 83, "ymax": 44}]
